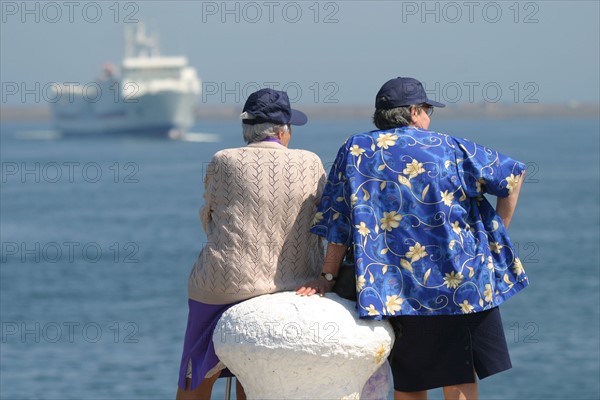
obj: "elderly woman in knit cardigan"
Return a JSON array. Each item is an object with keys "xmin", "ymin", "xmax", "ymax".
[{"xmin": 176, "ymin": 88, "xmax": 326, "ymax": 400}]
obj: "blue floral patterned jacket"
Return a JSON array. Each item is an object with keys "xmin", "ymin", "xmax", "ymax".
[{"xmin": 311, "ymin": 126, "xmax": 528, "ymax": 319}]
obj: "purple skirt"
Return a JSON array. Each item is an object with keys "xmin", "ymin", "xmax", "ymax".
[{"xmin": 177, "ymin": 299, "xmax": 237, "ymax": 390}]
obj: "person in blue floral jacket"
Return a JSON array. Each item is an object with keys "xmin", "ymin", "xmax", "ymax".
[{"xmin": 297, "ymin": 77, "xmax": 527, "ymax": 399}]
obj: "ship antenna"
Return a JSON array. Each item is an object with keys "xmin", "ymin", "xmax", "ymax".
[
  {"xmin": 124, "ymin": 25, "xmax": 133, "ymax": 58},
  {"xmin": 150, "ymin": 32, "xmax": 160, "ymax": 57},
  {"xmin": 123, "ymin": 22, "xmax": 160, "ymax": 58}
]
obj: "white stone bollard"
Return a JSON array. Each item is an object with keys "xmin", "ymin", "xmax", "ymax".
[{"xmin": 213, "ymin": 291, "xmax": 394, "ymax": 400}]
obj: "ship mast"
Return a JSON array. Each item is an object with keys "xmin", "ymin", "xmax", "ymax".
[{"xmin": 125, "ymin": 23, "xmax": 159, "ymax": 58}]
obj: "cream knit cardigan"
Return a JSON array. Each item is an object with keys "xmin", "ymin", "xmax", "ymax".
[{"xmin": 188, "ymin": 141, "xmax": 327, "ymax": 304}]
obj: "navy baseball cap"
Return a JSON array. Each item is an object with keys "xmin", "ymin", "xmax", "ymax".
[
  {"xmin": 242, "ymin": 88, "xmax": 308, "ymax": 126},
  {"xmin": 375, "ymin": 77, "xmax": 445, "ymax": 110}
]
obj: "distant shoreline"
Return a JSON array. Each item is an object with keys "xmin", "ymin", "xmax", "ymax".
[{"xmin": 1, "ymin": 103, "xmax": 598, "ymax": 122}]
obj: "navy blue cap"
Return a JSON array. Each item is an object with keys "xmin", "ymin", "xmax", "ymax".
[
  {"xmin": 242, "ymin": 88, "xmax": 308, "ymax": 126},
  {"xmin": 375, "ymin": 77, "xmax": 445, "ymax": 110}
]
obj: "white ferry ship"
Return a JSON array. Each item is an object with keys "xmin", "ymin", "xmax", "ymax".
[{"xmin": 51, "ymin": 23, "xmax": 201, "ymax": 136}]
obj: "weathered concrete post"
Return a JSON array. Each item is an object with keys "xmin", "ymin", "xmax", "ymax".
[{"xmin": 213, "ymin": 292, "xmax": 394, "ymax": 400}]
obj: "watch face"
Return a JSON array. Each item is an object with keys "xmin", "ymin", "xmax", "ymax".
[{"xmin": 324, "ymin": 273, "xmax": 334, "ymax": 281}]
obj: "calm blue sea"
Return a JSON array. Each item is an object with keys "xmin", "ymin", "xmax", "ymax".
[{"xmin": 1, "ymin": 118, "xmax": 599, "ymax": 400}]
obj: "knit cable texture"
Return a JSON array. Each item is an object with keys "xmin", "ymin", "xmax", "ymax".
[{"xmin": 188, "ymin": 142, "xmax": 326, "ymax": 304}]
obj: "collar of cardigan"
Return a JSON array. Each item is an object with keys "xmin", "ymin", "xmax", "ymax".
[{"xmin": 247, "ymin": 141, "xmax": 287, "ymax": 150}]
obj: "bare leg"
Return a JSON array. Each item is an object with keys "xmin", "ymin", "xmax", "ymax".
[
  {"xmin": 236, "ymin": 378, "xmax": 247, "ymax": 400},
  {"xmin": 394, "ymin": 390, "xmax": 427, "ymax": 400},
  {"xmin": 176, "ymin": 370, "xmax": 221, "ymax": 400},
  {"xmin": 443, "ymin": 381, "xmax": 478, "ymax": 400}
]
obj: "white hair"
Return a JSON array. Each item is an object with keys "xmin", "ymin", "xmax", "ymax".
[{"xmin": 242, "ymin": 122, "xmax": 289, "ymax": 144}]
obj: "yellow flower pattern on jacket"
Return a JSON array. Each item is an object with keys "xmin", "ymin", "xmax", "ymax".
[
  {"xmin": 311, "ymin": 126, "xmax": 528, "ymax": 319},
  {"xmin": 376, "ymin": 133, "xmax": 399, "ymax": 149},
  {"xmin": 403, "ymin": 159, "xmax": 426, "ymax": 179},
  {"xmin": 380, "ymin": 211, "xmax": 402, "ymax": 232}
]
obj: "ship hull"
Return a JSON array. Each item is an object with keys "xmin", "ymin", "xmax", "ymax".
[{"xmin": 50, "ymin": 88, "xmax": 197, "ymax": 136}]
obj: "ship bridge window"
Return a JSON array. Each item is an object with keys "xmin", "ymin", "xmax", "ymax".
[{"xmin": 125, "ymin": 67, "xmax": 182, "ymax": 80}]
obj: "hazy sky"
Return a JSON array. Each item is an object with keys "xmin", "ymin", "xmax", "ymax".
[{"xmin": 1, "ymin": 0, "xmax": 599, "ymax": 106}]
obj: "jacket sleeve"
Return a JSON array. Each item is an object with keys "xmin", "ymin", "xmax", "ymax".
[{"xmin": 453, "ymin": 136, "xmax": 527, "ymax": 198}]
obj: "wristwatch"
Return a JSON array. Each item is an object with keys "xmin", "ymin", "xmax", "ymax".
[{"xmin": 321, "ymin": 272, "xmax": 337, "ymax": 282}]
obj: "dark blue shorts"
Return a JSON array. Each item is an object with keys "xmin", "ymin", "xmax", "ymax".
[{"xmin": 388, "ymin": 307, "xmax": 512, "ymax": 392}]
